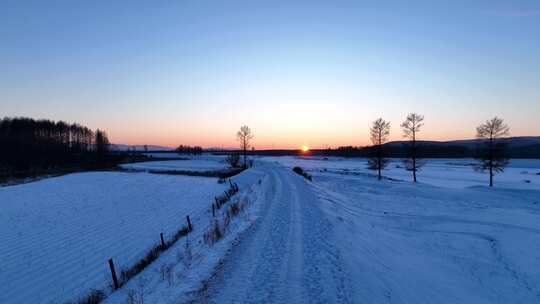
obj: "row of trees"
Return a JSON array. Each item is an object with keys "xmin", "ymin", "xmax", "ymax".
[
  {"xmin": 175, "ymin": 145, "xmax": 203, "ymax": 155},
  {"xmin": 368, "ymin": 114, "xmax": 510, "ymax": 186},
  {"xmin": 191, "ymin": 120, "xmax": 508, "ymax": 187},
  {"xmin": 0, "ymin": 117, "xmax": 112, "ymax": 172}
]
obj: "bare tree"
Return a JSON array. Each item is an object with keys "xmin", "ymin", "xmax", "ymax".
[
  {"xmin": 368, "ymin": 118, "xmax": 391, "ymax": 180},
  {"xmin": 236, "ymin": 125, "xmax": 254, "ymax": 168},
  {"xmin": 401, "ymin": 113, "xmax": 425, "ymax": 182},
  {"xmin": 475, "ymin": 117, "xmax": 510, "ymax": 187}
]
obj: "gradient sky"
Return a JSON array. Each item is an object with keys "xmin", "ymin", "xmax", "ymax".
[{"xmin": 1, "ymin": 1, "xmax": 539, "ymax": 149}]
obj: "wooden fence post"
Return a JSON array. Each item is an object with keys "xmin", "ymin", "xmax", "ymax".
[
  {"xmin": 160, "ymin": 233, "xmax": 166, "ymax": 249},
  {"xmin": 186, "ymin": 215, "xmax": 192, "ymax": 231},
  {"xmin": 108, "ymin": 258, "xmax": 119, "ymax": 290},
  {"xmin": 212, "ymin": 203, "xmax": 215, "ymax": 217}
]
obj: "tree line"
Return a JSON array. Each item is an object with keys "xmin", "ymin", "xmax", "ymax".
[
  {"xmin": 0, "ymin": 117, "xmax": 116, "ymax": 174},
  {"xmin": 175, "ymin": 145, "xmax": 203, "ymax": 155},
  {"xmin": 231, "ymin": 117, "xmax": 512, "ymax": 187},
  {"xmin": 367, "ymin": 114, "xmax": 510, "ymax": 186}
]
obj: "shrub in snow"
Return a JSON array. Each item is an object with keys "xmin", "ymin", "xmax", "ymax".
[
  {"xmin": 76, "ymin": 289, "xmax": 105, "ymax": 304},
  {"xmin": 121, "ymin": 245, "xmax": 162, "ymax": 285},
  {"xmin": 226, "ymin": 153, "xmax": 240, "ymax": 168},
  {"xmin": 293, "ymin": 166, "xmax": 312, "ymax": 181},
  {"xmin": 204, "ymin": 220, "xmax": 223, "ymax": 246},
  {"xmin": 204, "ymin": 197, "xmax": 251, "ymax": 247}
]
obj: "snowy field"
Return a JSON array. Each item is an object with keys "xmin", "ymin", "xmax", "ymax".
[
  {"xmin": 264, "ymin": 157, "xmax": 540, "ymax": 189},
  {"xmin": 121, "ymin": 155, "xmax": 229, "ymax": 173},
  {"xmin": 2, "ymin": 157, "xmax": 540, "ymax": 303},
  {"xmin": 259, "ymin": 156, "xmax": 540, "ymax": 303},
  {"xmin": 0, "ymin": 171, "xmax": 230, "ymax": 303}
]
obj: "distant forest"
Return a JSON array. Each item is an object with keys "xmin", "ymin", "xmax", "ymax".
[
  {"xmin": 175, "ymin": 145, "xmax": 203, "ymax": 155},
  {"xmin": 322, "ymin": 145, "xmax": 475, "ymax": 158},
  {"xmin": 0, "ymin": 117, "xmax": 123, "ymax": 177},
  {"xmin": 328, "ymin": 141, "xmax": 540, "ymax": 159}
]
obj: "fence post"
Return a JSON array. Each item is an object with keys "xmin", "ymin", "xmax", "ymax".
[
  {"xmin": 160, "ymin": 233, "xmax": 166, "ymax": 249},
  {"xmin": 212, "ymin": 203, "xmax": 215, "ymax": 217},
  {"xmin": 186, "ymin": 215, "xmax": 192, "ymax": 231},
  {"xmin": 108, "ymin": 258, "xmax": 119, "ymax": 290}
]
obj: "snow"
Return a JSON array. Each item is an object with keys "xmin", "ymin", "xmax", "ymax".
[
  {"xmin": 3, "ymin": 157, "xmax": 540, "ymax": 303},
  {"xmin": 263, "ymin": 157, "xmax": 540, "ymax": 189},
  {"xmin": 0, "ymin": 172, "xmax": 229, "ymax": 304},
  {"xmin": 253, "ymin": 156, "xmax": 540, "ymax": 303},
  {"xmin": 121, "ymin": 155, "xmax": 229, "ymax": 173},
  {"xmin": 102, "ymin": 166, "xmax": 268, "ymax": 303},
  {"xmin": 198, "ymin": 162, "xmax": 355, "ymax": 303}
]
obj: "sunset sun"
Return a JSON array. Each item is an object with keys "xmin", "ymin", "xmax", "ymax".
[{"xmin": 301, "ymin": 145, "xmax": 309, "ymax": 152}]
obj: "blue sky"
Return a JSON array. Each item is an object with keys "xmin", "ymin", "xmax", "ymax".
[{"xmin": 1, "ymin": 0, "xmax": 539, "ymax": 148}]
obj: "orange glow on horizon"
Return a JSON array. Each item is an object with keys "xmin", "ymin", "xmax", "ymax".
[{"xmin": 108, "ymin": 124, "xmax": 508, "ymax": 150}]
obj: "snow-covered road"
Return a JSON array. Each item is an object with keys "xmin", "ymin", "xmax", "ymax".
[{"xmin": 198, "ymin": 164, "xmax": 353, "ymax": 303}]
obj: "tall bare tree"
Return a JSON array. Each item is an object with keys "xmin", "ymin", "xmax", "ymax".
[
  {"xmin": 236, "ymin": 125, "xmax": 254, "ymax": 168},
  {"xmin": 475, "ymin": 117, "xmax": 510, "ymax": 187},
  {"xmin": 368, "ymin": 118, "xmax": 391, "ymax": 180},
  {"xmin": 401, "ymin": 113, "xmax": 425, "ymax": 182}
]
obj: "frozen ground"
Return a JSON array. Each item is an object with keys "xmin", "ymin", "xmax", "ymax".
[
  {"xmin": 0, "ymin": 172, "xmax": 229, "ymax": 304},
  {"xmin": 2, "ymin": 157, "xmax": 540, "ymax": 303},
  {"xmin": 264, "ymin": 157, "xmax": 540, "ymax": 189},
  {"xmin": 103, "ymin": 166, "xmax": 268, "ymax": 304},
  {"xmin": 211, "ymin": 156, "xmax": 538, "ymax": 303},
  {"xmin": 121, "ymin": 155, "xmax": 229, "ymax": 173}
]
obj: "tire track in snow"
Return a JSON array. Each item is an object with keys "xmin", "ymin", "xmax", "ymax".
[
  {"xmin": 196, "ymin": 165, "xmax": 353, "ymax": 303},
  {"xmin": 288, "ymin": 172, "xmax": 353, "ymax": 303}
]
